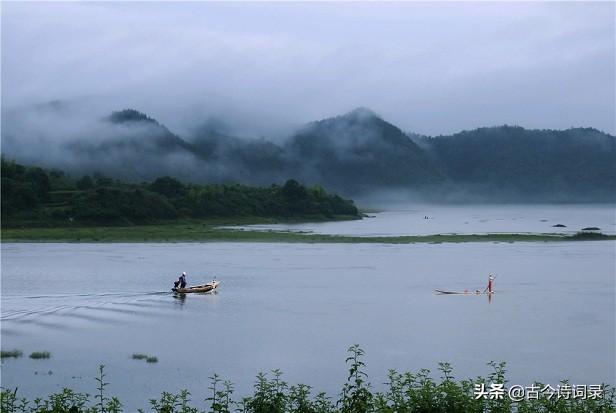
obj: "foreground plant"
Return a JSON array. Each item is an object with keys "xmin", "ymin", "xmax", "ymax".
[{"xmin": 1, "ymin": 347, "xmax": 614, "ymax": 413}]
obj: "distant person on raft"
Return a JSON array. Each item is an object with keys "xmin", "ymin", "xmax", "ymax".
[{"xmin": 483, "ymin": 274, "xmax": 494, "ymax": 293}]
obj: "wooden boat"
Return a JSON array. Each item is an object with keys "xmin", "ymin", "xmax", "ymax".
[
  {"xmin": 173, "ymin": 280, "xmax": 220, "ymax": 294},
  {"xmin": 434, "ymin": 289, "xmax": 493, "ymax": 295}
]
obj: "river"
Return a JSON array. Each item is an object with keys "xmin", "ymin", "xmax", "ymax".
[{"xmin": 1, "ymin": 206, "xmax": 615, "ymax": 411}]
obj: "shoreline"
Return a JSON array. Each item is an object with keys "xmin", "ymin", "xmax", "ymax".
[{"xmin": 1, "ymin": 221, "xmax": 614, "ymax": 243}]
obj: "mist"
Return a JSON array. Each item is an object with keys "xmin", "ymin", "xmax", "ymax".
[
  {"xmin": 2, "ymin": 2, "xmax": 615, "ymax": 203},
  {"xmin": 2, "ymin": 2, "xmax": 614, "ymax": 137}
]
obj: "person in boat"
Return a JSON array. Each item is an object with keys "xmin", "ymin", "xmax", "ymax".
[{"xmin": 174, "ymin": 272, "xmax": 187, "ymax": 289}]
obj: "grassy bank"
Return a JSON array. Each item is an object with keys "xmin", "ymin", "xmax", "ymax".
[
  {"xmin": 2, "ymin": 220, "xmax": 615, "ymax": 243},
  {"xmin": 1, "ymin": 346, "xmax": 614, "ymax": 413}
]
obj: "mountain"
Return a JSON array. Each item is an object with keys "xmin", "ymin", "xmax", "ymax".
[
  {"xmin": 419, "ymin": 125, "xmax": 616, "ymax": 201},
  {"xmin": 61, "ymin": 109, "xmax": 203, "ymax": 181},
  {"xmin": 98, "ymin": 109, "xmax": 196, "ymax": 154},
  {"xmin": 189, "ymin": 120, "xmax": 290, "ymax": 186},
  {"xmin": 286, "ymin": 108, "xmax": 446, "ymax": 193},
  {"xmin": 2, "ymin": 105, "xmax": 615, "ymax": 202}
]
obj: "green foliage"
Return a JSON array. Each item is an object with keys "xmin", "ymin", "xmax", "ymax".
[
  {"xmin": 1, "ymin": 159, "xmax": 44, "ymax": 214},
  {"xmin": 338, "ymin": 345, "xmax": 372, "ymax": 413},
  {"xmin": 206, "ymin": 374, "xmax": 234, "ymax": 413},
  {"xmin": 94, "ymin": 365, "xmax": 123, "ymax": 413},
  {"xmin": 29, "ymin": 352, "xmax": 51, "ymax": 360},
  {"xmin": 1, "ymin": 159, "xmax": 359, "ymax": 227},
  {"xmin": 569, "ymin": 231, "xmax": 610, "ymax": 240},
  {"xmin": 150, "ymin": 177, "xmax": 186, "ymax": 199},
  {"xmin": 147, "ymin": 390, "xmax": 198, "ymax": 413},
  {"xmin": 76, "ymin": 176, "xmax": 94, "ymax": 190},
  {"xmin": 0, "ymin": 350, "xmax": 23, "ymax": 359},
  {"xmin": 0, "ymin": 366, "xmax": 121, "ymax": 413},
  {"xmin": 132, "ymin": 354, "xmax": 157, "ymax": 363},
  {"xmin": 1, "ymin": 347, "xmax": 614, "ymax": 413}
]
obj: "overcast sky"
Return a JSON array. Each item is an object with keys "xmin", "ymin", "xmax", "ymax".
[{"xmin": 2, "ymin": 1, "xmax": 614, "ymax": 136}]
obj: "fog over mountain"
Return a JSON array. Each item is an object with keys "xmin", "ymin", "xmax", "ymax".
[
  {"xmin": 2, "ymin": 2, "xmax": 614, "ymax": 136},
  {"xmin": 2, "ymin": 2, "xmax": 614, "ymax": 202},
  {"xmin": 2, "ymin": 103, "xmax": 614, "ymax": 203}
]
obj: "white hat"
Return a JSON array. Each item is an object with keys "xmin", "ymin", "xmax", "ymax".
[{"xmin": 182, "ymin": 272, "xmax": 186, "ymax": 276}]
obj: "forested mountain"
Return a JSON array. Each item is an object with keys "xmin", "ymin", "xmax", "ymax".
[
  {"xmin": 286, "ymin": 108, "xmax": 446, "ymax": 193},
  {"xmin": 189, "ymin": 120, "xmax": 290, "ymax": 186},
  {"xmin": 63, "ymin": 109, "xmax": 196, "ymax": 161},
  {"xmin": 2, "ymin": 106, "xmax": 615, "ymax": 202},
  {"xmin": 417, "ymin": 126, "xmax": 616, "ymax": 201}
]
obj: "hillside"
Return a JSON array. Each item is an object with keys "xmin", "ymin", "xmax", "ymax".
[
  {"xmin": 419, "ymin": 126, "xmax": 616, "ymax": 201},
  {"xmin": 286, "ymin": 108, "xmax": 446, "ymax": 193},
  {"xmin": 2, "ymin": 106, "xmax": 615, "ymax": 202}
]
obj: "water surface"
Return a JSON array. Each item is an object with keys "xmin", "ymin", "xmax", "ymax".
[
  {"xmin": 1, "ymin": 239, "xmax": 614, "ymax": 410},
  {"xmin": 227, "ymin": 204, "xmax": 616, "ymax": 236}
]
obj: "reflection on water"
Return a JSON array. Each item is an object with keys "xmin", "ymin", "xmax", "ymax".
[{"xmin": 1, "ymin": 238, "xmax": 614, "ymax": 411}]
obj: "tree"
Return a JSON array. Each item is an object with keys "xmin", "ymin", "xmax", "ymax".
[
  {"xmin": 281, "ymin": 179, "xmax": 307, "ymax": 200},
  {"xmin": 76, "ymin": 175, "xmax": 94, "ymax": 190},
  {"xmin": 150, "ymin": 176, "xmax": 186, "ymax": 198}
]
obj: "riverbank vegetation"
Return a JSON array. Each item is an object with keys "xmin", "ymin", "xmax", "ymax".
[
  {"xmin": 1, "ymin": 158, "xmax": 359, "ymax": 228},
  {"xmin": 3, "ymin": 159, "xmax": 614, "ymax": 244},
  {"xmin": 2, "ymin": 223, "xmax": 614, "ymax": 243},
  {"xmin": 0, "ymin": 346, "xmax": 614, "ymax": 412}
]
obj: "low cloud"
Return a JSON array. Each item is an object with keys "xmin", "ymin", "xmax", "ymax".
[{"xmin": 2, "ymin": 2, "xmax": 614, "ymax": 136}]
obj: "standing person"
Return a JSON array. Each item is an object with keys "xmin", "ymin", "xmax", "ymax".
[
  {"xmin": 483, "ymin": 274, "xmax": 494, "ymax": 293},
  {"xmin": 179, "ymin": 272, "xmax": 187, "ymax": 288}
]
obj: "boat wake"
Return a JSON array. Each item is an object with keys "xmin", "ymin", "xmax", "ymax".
[{"xmin": 0, "ymin": 291, "xmax": 175, "ymax": 327}]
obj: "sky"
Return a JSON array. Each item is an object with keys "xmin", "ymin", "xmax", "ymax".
[{"xmin": 2, "ymin": 1, "xmax": 615, "ymax": 137}]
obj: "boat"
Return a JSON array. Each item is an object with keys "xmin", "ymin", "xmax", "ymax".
[
  {"xmin": 434, "ymin": 289, "xmax": 493, "ymax": 295},
  {"xmin": 173, "ymin": 280, "xmax": 220, "ymax": 294}
]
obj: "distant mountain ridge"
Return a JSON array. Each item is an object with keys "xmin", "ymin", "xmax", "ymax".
[
  {"xmin": 286, "ymin": 108, "xmax": 446, "ymax": 193},
  {"xmin": 2, "ymin": 106, "xmax": 615, "ymax": 202}
]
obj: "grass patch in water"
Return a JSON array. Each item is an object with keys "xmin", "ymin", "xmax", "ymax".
[
  {"xmin": 569, "ymin": 231, "xmax": 611, "ymax": 240},
  {"xmin": 0, "ymin": 350, "xmax": 22, "ymax": 359},
  {"xmin": 132, "ymin": 353, "xmax": 157, "ymax": 363},
  {"xmin": 29, "ymin": 351, "xmax": 50, "ymax": 359}
]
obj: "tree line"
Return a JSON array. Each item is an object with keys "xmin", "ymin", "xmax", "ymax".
[{"xmin": 1, "ymin": 158, "xmax": 359, "ymax": 227}]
